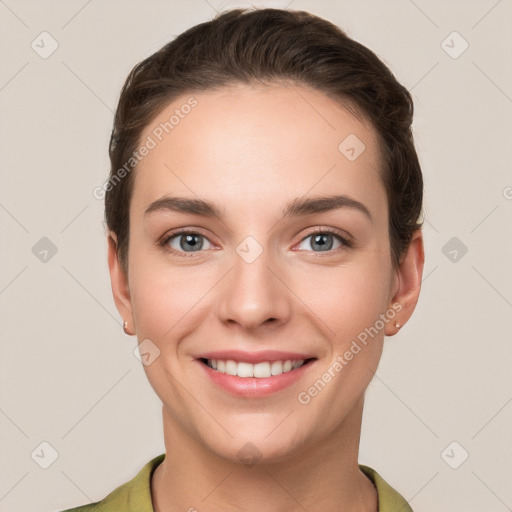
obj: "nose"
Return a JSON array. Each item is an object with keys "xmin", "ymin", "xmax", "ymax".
[{"xmin": 217, "ymin": 242, "xmax": 292, "ymax": 332}]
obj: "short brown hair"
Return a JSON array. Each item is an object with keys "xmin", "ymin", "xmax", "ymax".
[{"xmin": 106, "ymin": 7, "xmax": 423, "ymax": 273}]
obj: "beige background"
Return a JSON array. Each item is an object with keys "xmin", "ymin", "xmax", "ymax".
[{"xmin": 1, "ymin": 1, "xmax": 511, "ymax": 511}]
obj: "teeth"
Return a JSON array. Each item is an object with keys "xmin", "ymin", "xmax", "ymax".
[
  {"xmin": 206, "ymin": 359, "xmax": 306, "ymax": 378},
  {"xmin": 238, "ymin": 362, "xmax": 255, "ymax": 378},
  {"xmin": 225, "ymin": 360, "xmax": 237, "ymax": 376},
  {"xmin": 270, "ymin": 361, "xmax": 283, "ymax": 375}
]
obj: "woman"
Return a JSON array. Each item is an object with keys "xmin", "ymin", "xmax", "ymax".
[{"xmin": 62, "ymin": 7, "xmax": 424, "ymax": 512}]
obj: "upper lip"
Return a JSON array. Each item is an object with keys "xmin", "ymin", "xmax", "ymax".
[{"xmin": 197, "ymin": 350, "xmax": 316, "ymax": 364}]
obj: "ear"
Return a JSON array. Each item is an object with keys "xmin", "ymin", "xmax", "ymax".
[
  {"xmin": 385, "ymin": 229, "xmax": 425, "ymax": 336},
  {"xmin": 107, "ymin": 231, "xmax": 135, "ymax": 335}
]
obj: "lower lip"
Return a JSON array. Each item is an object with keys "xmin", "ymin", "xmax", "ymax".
[{"xmin": 197, "ymin": 359, "xmax": 316, "ymax": 398}]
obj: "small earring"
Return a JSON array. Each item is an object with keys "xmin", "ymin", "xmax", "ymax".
[
  {"xmin": 123, "ymin": 320, "xmax": 130, "ymax": 335},
  {"xmin": 395, "ymin": 322, "xmax": 401, "ymax": 330}
]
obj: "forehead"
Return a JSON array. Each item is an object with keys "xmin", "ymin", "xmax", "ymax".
[{"xmin": 132, "ymin": 83, "xmax": 386, "ymax": 222}]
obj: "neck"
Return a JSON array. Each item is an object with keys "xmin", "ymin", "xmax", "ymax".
[{"xmin": 151, "ymin": 395, "xmax": 377, "ymax": 512}]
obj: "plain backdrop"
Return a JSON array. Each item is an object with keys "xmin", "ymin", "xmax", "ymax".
[{"xmin": 1, "ymin": 1, "xmax": 511, "ymax": 511}]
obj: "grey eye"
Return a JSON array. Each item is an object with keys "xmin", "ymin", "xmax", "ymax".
[
  {"xmin": 167, "ymin": 233, "xmax": 213, "ymax": 252},
  {"xmin": 297, "ymin": 232, "xmax": 343, "ymax": 252}
]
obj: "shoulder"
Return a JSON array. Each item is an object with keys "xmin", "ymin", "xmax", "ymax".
[
  {"xmin": 57, "ymin": 453, "xmax": 165, "ymax": 512},
  {"xmin": 359, "ymin": 464, "xmax": 414, "ymax": 512}
]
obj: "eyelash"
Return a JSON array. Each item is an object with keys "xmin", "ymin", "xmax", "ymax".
[{"xmin": 159, "ymin": 227, "xmax": 353, "ymax": 257}]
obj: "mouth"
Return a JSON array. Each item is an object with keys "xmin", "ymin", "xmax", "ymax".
[
  {"xmin": 196, "ymin": 352, "xmax": 318, "ymax": 398},
  {"xmin": 199, "ymin": 357, "xmax": 316, "ymax": 378}
]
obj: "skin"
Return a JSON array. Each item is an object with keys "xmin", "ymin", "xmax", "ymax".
[{"xmin": 108, "ymin": 82, "xmax": 424, "ymax": 511}]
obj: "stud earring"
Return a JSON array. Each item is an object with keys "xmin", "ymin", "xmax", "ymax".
[
  {"xmin": 123, "ymin": 320, "xmax": 130, "ymax": 335},
  {"xmin": 395, "ymin": 322, "xmax": 401, "ymax": 331}
]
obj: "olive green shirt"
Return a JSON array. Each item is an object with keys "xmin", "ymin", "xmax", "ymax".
[{"xmin": 60, "ymin": 453, "xmax": 413, "ymax": 511}]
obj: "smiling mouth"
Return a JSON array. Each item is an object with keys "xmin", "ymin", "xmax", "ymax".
[{"xmin": 199, "ymin": 358, "xmax": 316, "ymax": 378}]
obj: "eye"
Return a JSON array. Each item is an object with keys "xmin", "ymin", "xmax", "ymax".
[
  {"xmin": 160, "ymin": 227, "xmax": 352, "ymax": 256},
  {"xmin": 161, "ymin": 230, "xmax": 214, "ymax": 255},
  {"xmin": 296, "ymin": 228, "xmax": 352, "ymax": 253}
]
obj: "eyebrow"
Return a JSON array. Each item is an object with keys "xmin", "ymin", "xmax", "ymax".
[{"xmin": 144, "ymin": 194, "xmax": 372, "ymax": 222}]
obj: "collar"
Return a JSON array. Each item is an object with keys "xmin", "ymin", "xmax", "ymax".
[{"xmin": 70, "ymin": 454, "xmax": 412, "ymax": 511}]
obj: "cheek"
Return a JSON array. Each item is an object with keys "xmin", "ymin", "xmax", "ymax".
[
  {"xmin": 293, "ymin": 265, "xmax": 390, "ymax": 425},
  {"xmin": 294, "ymin": 259, "xmax": 392, "ymax": 344},
  {"xmin": 128, "ymin": 253, "xmax": 217, "ymax": 343},
  {"xmin": 127, "ymin": 258, "xmax": 215, "ymax": 405}
]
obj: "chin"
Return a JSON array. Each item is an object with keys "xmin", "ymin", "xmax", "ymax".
[{"xmin": 206, "ymin": 427, "xmax": 310, "ymax": 467}]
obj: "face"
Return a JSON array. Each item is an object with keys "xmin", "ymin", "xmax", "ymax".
[{"xmin": 109, "ymin": 83, "xmax": 422, "ymax": 464}]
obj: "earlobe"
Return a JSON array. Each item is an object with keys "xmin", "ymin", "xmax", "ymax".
[
  {"xmin": 107, "ymin": 232, "xmax": 135, "ymax": 335},
  {"xmin": 385, "ymin": 230, "xmax": 425, "ymax": 337}
]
